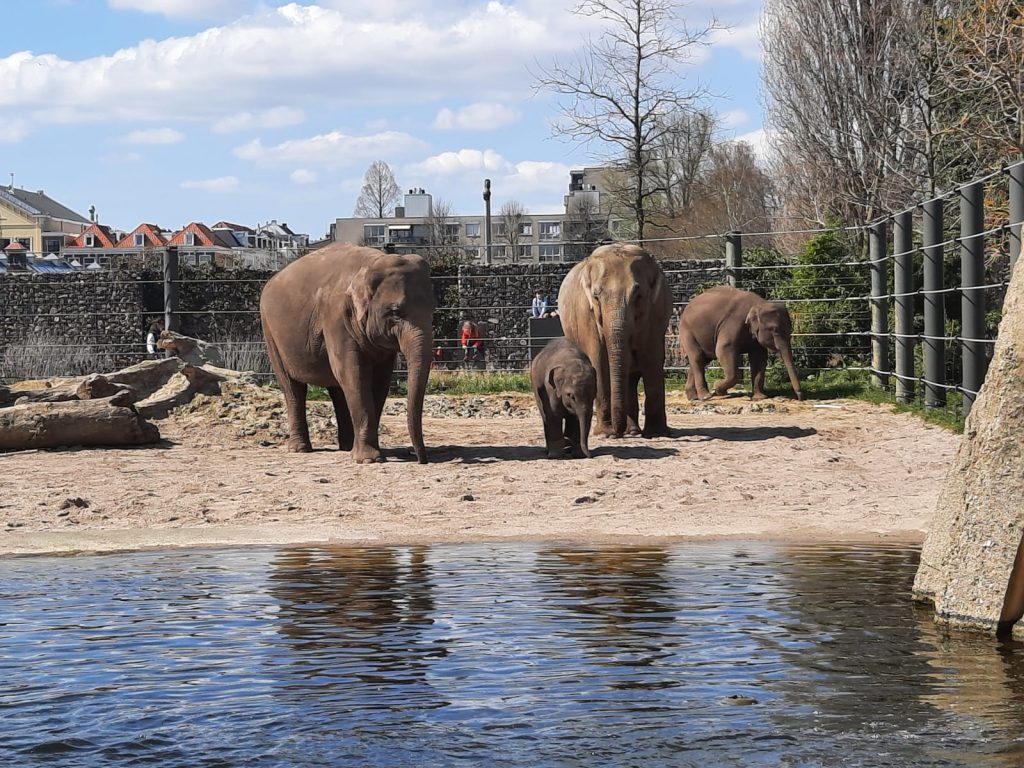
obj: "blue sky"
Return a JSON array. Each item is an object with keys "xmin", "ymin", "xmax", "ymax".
[{"xmin": 2, "ymin": 0, "xmax": 764, "ymax": 239}]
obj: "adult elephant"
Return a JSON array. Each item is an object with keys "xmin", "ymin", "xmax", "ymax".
[
  {"xmin": 260, "ymin": 244, "xmax": 434, "ymax": 463},
  {"xmin": 678, "ymin": 285, "xmax": 803, "ymax": 401},
  {"xmin": 558, "ymin": 242, "xmax": 672, "ymax": 438}
]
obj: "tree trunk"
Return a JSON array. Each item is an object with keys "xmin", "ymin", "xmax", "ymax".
[{"xmin": 0, "ymin": 393, "xmax": 161, "ymax": 450}]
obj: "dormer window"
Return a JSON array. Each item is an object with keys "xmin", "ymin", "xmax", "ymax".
[
  {"xmin": 134, "ymin": 232, "xmax": 145, "ymax": 247},
  {"xmin": 84, "ymin": 233, "xmax": 95, "ymax": 247},
  {"xmin": 184, "ymin": 232, "xmax": 196, "ymax": 246}
]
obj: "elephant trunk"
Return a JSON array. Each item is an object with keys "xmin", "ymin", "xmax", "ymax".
[
  {"xmin": 775, "ymin": 334, "xmax": 803, "ymax": 400},
  {"xmin": 399, "ymin": 323, "xmax": 432, "ymax": 462},
  {"xmin": 578, "ymin": 402, "xmax": 593, "ymax": 458},
  {"xmin": 604, "ymin": 305, "xmax": 629, "ymax": 436}
]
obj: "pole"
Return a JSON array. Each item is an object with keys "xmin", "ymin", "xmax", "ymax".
[
  {"xmin": 725, "ymin": 232, "xmax": 742, "ymax": 289},
  {"xmin": 960, "ymin": 181, "xmax": 986, "ymax": 416},
  {"xmin": 922, "ymin": 198, "xmax": 945, "ymax": 408},
  {"xmin": 894, "ymin": 210, "xmax": 915, "ymax": 403},
  {"xmin": 869, "ymin": 221, "xmax": 889, "ymax": 388},
  {"xmin": 483, "ymin": 178, "xmax": 492, "ymax": 266},
  {"xmin": 1010, "ymin": 161, "xmax": 1024, "ymax": 276},
  {"xmin": 163, "ymin": 245, "xmax": 178, "ymax": 333}
]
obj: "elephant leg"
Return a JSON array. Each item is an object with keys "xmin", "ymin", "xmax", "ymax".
[
  {"xmin": 579, "ymin": 333, "xmax": 613, "ymax": 437},
  {"xmin": 714, "ymin": 342, "xmax": 741, "ymax": 397},
  {"xmin": 640, "ymin": 363, "xmax": 670, "ymax": 438},
  {"xmin": 264, "ymin": 330, "xmax": 312, "ymax": 452},
  {"xmin": 749, "ymin": 346, "xmax": 769, "ymax": 400},
  {"xmin": 680, "ymin": 329, "xmax": 712, "ymax": 401},
  {"xmin": 327, "ymin": 386, "xmax": 354, "ymax": 451},
  {"xmin": 332, "ymin": 350, "xmax": 383, "ymax": 464},
  {"xmin": 371, "ymin": 357, "xmax": 396, "ymax": 455},
  {"xmin": 541, "ymin": 402, "xmax": 569, "ymax": 459},
  {"xmin": 564, "ymin": 413, "xmax": 586, "ymax": 458},
  {"xmin": 625, "ymin": 370, "xmax": 642, "ymax": 436}
]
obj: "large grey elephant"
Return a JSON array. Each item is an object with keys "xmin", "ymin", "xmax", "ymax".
[
  {"xmin": 260, "ymin": 244, "xmax": 434, "ymax": 463},
  {"xmin": 557, "ymin": 242, "xmax": 672, "ymax": 438},
  {"xmin": 678, "ymin": 285, "xmax": 803, "ymax": 401}
]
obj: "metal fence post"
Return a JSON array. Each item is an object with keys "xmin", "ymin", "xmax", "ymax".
[
  {"xmin": 960, "ymin": 181, "xmax": 986, "ymax": 416},
  {"xmin": 1010, "ymin": 161, "xmax": 1024, "ymax": 276},
  {"xmin": 893, "ymin": 211, "xmax": 915, "ymax": 403},
  {"xmin": 922, "ymin": 199, "xmax": 946, "ymax": 408},
  {"xmin": 870, "ymin": 220, "xmax": 889, "ymax": 388},
  {"xmin": 163, "ymin": 245, "xmax": 178, "ymax": 333},
  {"xmin": 725, "ymin": 232, "xmax": 742, "ymax": 289}
]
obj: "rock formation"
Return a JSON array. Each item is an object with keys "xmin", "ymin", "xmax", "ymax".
[{"xmin": 914, "ymin": 260, "xmax": 1024, "ymax": 634}]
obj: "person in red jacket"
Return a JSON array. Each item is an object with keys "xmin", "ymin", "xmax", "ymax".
[{"xmin": 460, "ymin": 320, "xmax": 485, "ymax": 364}]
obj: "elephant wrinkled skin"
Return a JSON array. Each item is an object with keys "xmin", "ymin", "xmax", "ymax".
[
  {"xmin": 678, "ymin": 285, "xmax": 803, "ymax": 401},
  {"xmin": 260, "ymin": 244, "xmax": 434, "ymax": 463},
  {"xmin": 530, "ymin": 338, "xmax": 597, "ymax": 459},
  {"xmin": 557, "ymin": 242, "xmax": 672, "ymax": 438}
]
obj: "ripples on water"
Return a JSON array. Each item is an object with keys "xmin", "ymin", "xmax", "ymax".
[{"xmin": 2, "ymin": 543, "xmax": 1024, "ymax": 767}]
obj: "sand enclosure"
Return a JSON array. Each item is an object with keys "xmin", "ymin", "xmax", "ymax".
[{"xmin": 0, "ymin": 385, "xmax": 959, "ymax": 556}]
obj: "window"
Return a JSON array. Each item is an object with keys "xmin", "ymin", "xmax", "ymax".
[
  {"xmin": 198, "ymin": 253, "xmax": 212, "ymax": 264},
  {"xmin": 518, "ymin": 244, "xmax": 532, "ymax": 260},
  {"xmin": 363, "ymin": 224, "xmax": 386, "ymax": 246},
  {"xmin": 492, "ymin": 222, "xmax": 507, "ymax": 237},
  {"xmin": 519, "ymin": 222, "xmax": 533, "ymax": 236},
  {"xmin": 464, "ymin": 246, "xmax": 479, "ymax": 260},
  {"xmin": 539, "ymin": 222, "xmax": 561, "ymax": 240},
  {"xmin": 134, "ymin": 232, "xmax": 146, "ymax": 247},
  {"xmin": 184, "ymin": 232, "xmax": 196, "ymax": 246},
  {"xmin": 465, "ymin": 222, "xmax": 481, "ymax": 237},
  {"xmin": 84, "ymin": 233, "xmax": 95, "ymax": 247},
  {"xmin": 539, "ymin": 244, "xmax": 561, "ymax": 262},
  {"xmin": 444, "ymin": 223, "xmax": 460, "ymax": 238}
]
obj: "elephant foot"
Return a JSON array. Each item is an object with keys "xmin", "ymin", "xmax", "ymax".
[
  {"xmin": 286, "ymin": 438, "xmax": 313, "ymax": 453},
  {"xmin": 699, "ymin": 392, "xmax": 715, "ymax": 401},
  {"xmin": 625, "ymin": 425, "xmax": 642, "ymax": 437},
  {"xmin": 353, "ymin": 446, "xmax": 383, "ymax": 464},
  {"xmin": 751, "ymin": 392, "xmax": 768, "ymax": 401},
  {"xmin": 592, "ymin": 423, "xmax": 616, "ymax": 438},
  {"xmin": 642, "ymin": 424, "xmax": 671, "ymax": 438}
]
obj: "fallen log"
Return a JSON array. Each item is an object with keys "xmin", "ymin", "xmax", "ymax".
[{"xmin": 0, "ymin": 391, "xmax": 161, "ymax": 450}]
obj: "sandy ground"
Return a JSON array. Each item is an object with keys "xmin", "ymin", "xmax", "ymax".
[{"xmin": 0, "ymin": 387, "xmax": 959, "ymax": 556}]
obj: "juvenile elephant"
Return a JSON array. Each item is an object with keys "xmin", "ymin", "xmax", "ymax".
[
  {"xmin": 558, "ymin": 242, "xmax": 672, "ymax": 438},
  {"xmin": 678, "ymin": 285, "xmax": 803, "ymax": 401},
  {"xmin": 530, "ymin": 338, "xmax": 597, "ymax": 459},
  {"xmin": 260, "ymin": 244, "xmax": 434, "ymax": 463}
]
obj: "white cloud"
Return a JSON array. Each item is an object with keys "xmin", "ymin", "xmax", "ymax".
[
  {"xmin": 181, "ymin": 175, "xmax": 239, "ymax": 192},
  {"xmin": 212, "ymin": 106, "xmax": 305, "ymax": 134},
  {"xmin": 235, "ymin": 130, "xmax": 426, "ymax": 168},
  {"xmin": 290, "ymin": 168, "xmax": 317, "ymax": 185},
  {"xmin": 108, "ymin": 0, "xmax": 247, "ymax": 19},
  {"xmin": 120, "ymin": 127, "xmax": 185, "ymax": 144},
  {"xmin": 0, "ymin": 4, "xmax": 570, "ymax": 125},
  {"xmin": 719, "ymin": 109, "xmax": 749, "ymax": 130},
  {"xmin": 0, "ymin": 119, "xmax": 30, "ymax": 143},
  {"xmin": 711, "ymin": 22, "xmax": 762, "ymax": 61},
  {"xmin": 407, "ymin": 149, "xmax": 571, "ymax": 213},
  {"xmin": 735, "ymin": 128, "xmax": 770, "ymax": 160},
  {"xmin": 433, "ymin": 102, "xmax": 521, "ymax": 131}
]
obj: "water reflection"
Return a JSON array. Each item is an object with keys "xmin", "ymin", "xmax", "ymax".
[{"xmin": 3, "ymin": 543, "xmax": 1024, "ymax": 767}]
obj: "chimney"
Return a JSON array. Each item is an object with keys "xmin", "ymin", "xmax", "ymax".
[{"xmin": 89, "ymin": 205, "xmax": 96, "ymax": 222}]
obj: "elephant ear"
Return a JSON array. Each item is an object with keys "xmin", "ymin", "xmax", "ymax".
[
  {"xmin": 547, "ymin": 365, "xmax": 562, "ymax": 390},
  {"xmin": 346, "ymin": 266, "xmax": 376, "ymax": 329},
  {"xmin": 745, "ymin": 305, "xmax": 761, "ymax": 336}
]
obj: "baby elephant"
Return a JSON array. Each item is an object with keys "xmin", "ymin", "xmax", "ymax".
[
  {"xmin": 531, "ymin": 338, "xmax": 597, "ymax": 459},
  {"xmin": 679, "ymin": 285, "xmax": 803, "ymax": 401}
]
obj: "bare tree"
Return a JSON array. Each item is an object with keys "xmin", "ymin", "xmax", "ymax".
[
  {"xmin": 535, "ymin": 0, "xmax": 719, "ymax": 242},
  {"xmin": 762, "ymin": 0, "xmax": 919, "ymax": 231},
  {"xmin": 565, "ymin": 193, "xmax": 611, "ymax": 260},
  {"xmin": 354, "ymin": 160, "xmax": 401, "ymax": 218},
  {"xmin": 499, "ymin": 200, "xmax": 528, "ymax": 261},
  {"xmin": 424, "ymin": 197, "xmax": 464, "ymax": 266},
  {"xmin": 649, "ymin": 108, "xmax": 718, "ymax": 220}
]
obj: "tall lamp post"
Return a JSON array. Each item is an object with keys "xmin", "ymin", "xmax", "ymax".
[{"xmin": 483, "ymin": 178, "xmax": 492, "ymax": 266}]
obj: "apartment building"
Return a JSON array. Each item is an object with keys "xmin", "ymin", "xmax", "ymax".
[{"xmin": 332, "ymin": 168, "xmax": 619, "ymax": 264}]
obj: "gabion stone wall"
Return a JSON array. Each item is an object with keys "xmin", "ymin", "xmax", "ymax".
[
  {"xmin": 447, "ymin": 260, "xmax": 725, "ymax": 368},
  {"xmin": 0, "ymin": 258, "xmax": 725, "ymax": 378}
]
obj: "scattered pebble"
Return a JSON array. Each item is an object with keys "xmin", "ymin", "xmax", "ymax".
[
  {"xmin": 59, "ymin": 497, "xmax": 90, "ymax": 510},
  {"xmin": 574, "ymin": 495, "xmax": 597, "ymax": 504},
  {"xmin": 459, "ymin": 493, "xmax": 475, "ymax": 502}
]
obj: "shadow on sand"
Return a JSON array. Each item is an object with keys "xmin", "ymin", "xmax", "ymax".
[
  {"xmin": 671, "ymin": 425, "xmax": 817, "ymax": 442},
  {"xmin": 423, "ymin": 443, "xmax": 679, "ymax": 464}
]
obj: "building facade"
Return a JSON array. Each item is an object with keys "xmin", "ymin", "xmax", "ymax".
[{"xmin": 332, "ymin": 168, "xmax": 620, "ymax": 264}]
